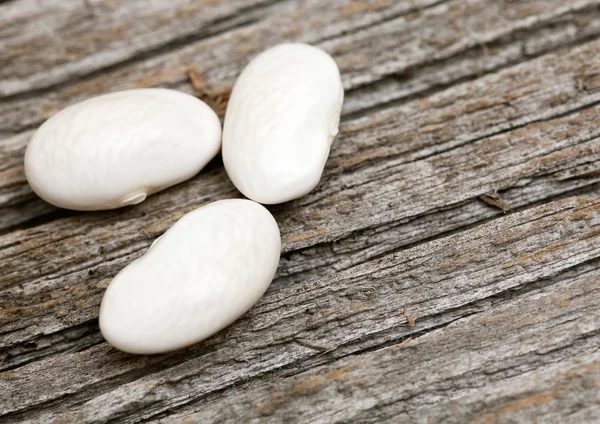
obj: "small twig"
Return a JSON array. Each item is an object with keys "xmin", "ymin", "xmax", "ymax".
[{"xmin": 481, "ymin": 194, "xmax": 511, "ymax": 212}]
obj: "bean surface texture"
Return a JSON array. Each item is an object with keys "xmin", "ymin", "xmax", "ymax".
[
  {"xmin": 99, "ymin": 199, "xmax": 281, "ymax": 354},
  {"xmin": 25, "ymin": 88, "xmax": 222, "ymax": 210},
  {"xmin": 223, "ymin": 43, "xmax": 344, "ymax": 205}
]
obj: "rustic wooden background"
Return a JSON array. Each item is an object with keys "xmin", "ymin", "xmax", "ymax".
[{"xmin": 1, "ymin": 0, "xmax": 600, "ymax": 422}]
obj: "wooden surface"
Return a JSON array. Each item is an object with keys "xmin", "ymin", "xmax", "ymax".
[{"xmin": 1, "ymin": 0, "xmax": 600, "ymax": 422}]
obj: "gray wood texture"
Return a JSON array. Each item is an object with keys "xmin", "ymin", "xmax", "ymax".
[{"xmin": 1, "ymin": 0, "xmax": 599, "ymax": 423}]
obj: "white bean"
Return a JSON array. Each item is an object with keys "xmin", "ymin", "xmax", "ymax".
[
  {"xmin": 223, "ymin": 43, "xmax": 344, "ymax": 204},
  {"xmin": 99, "ymin": 199, "xmax": 281, "ymax": 354},
  {"xmin": 25, "ymin": 88, "xmax": 222, "ymax": 210}
]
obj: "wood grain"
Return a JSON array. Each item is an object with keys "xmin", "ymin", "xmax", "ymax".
[
  {"xmin": 3, "ymin": 197, "xmax": 600, "ymax": 422},
  {"xmin": 3, "ymin": 39, "xmax": 600, "ymax": 359},
  {"xmin": 165, "ymin": 258, "xmax": 600, "ymax": 423},
  {"xmin": 1, "ymin": 0, "xmax": 600, "ymax": 422},
  {"xmin": 1, "ymin": 0, "xmax": 444, "ymax": 97},
  {"xmin": 3, "ymin": 0, "xmax": 600, "ymax": 229}
]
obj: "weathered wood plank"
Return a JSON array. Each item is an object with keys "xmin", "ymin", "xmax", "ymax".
[
  {"xmin": 2, "ymin": 1, "xmax": 600, "ymax": 423},
  {"xmin": 2, "ymin": 196, "xmax": 599, "ymax": 422},
  {"xmin": 2, "ymin": 0, "xmax": 600, "ymax": 229},
  {"xmin": 0, "ymin": 0, "xmax": 276, "ymax": 97},
  {"xmin": 2, "ymin": 38, "xmax": 600, "ymax": 371},
  {"xmin": 1, "ymin": 0, "xmax": 442, "ymax": 97},
  {"xmin": 3, "ymin": 0, "xmax": 598, "ymax": 135},
  {"xmin": 163, "ymin": 264, "xmax": 600, "ymax": 424}
]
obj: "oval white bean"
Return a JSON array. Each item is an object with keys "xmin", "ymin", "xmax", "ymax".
[
  {"xmin": 25, "ymin": 88, "xmax": 222, "ymax": 210},
  {"xmin": 99, "ymin": 199, "xmax": 281, "ymax": 354},
  {"xmin": 223, "ymin": 43, "xmax": 344, "ymax": 204}
]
